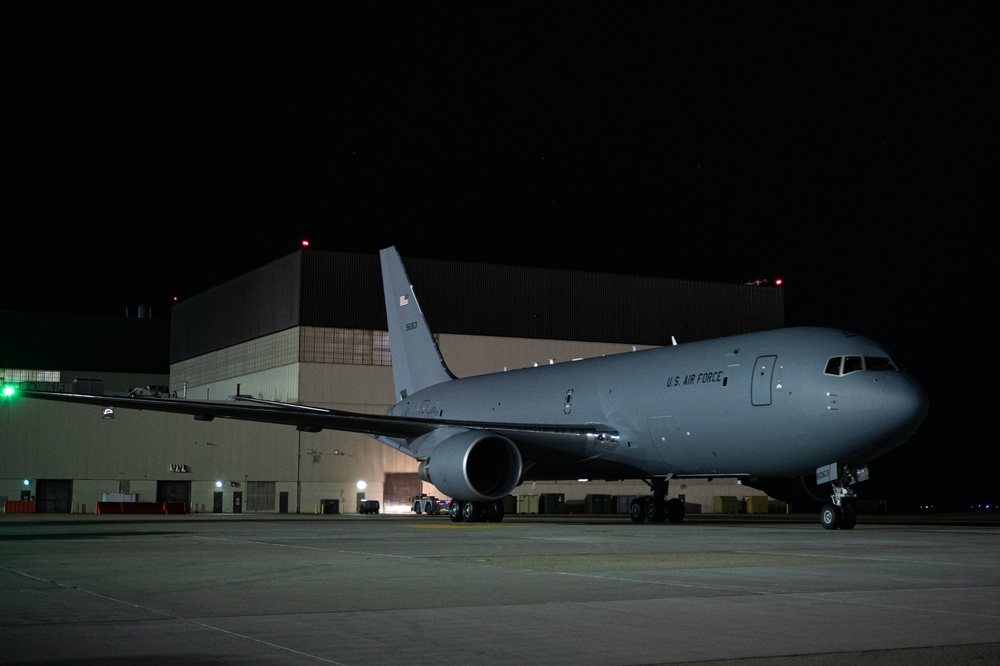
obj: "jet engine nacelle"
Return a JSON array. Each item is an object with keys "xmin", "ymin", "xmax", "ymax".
[{"xmin": 416, "ymin": 429, "xmax": 522, "ymax": 502}]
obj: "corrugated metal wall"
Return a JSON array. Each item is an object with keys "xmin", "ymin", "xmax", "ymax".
[
  {"xmin": 299, "ymin": 250, "xmax": 384, "ymax": 329},
  {"xmin": 405, "ymin": 258, "xmax": 784, "ymax": 345},
  {"xmin": 170, "ymin": 249, "xmax": 784, "ymax": 363},
  {"xmin": 170, "ymin": 252, "xmax": 303, "ymax": 363}
]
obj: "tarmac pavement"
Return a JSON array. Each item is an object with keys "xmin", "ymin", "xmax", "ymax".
[{"xmin": 2, "ymin": 513, "xmax": 999, "ymax": 665}]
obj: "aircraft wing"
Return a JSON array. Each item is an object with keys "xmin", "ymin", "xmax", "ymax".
[{"xmin": 15, "ymin": 390, "xmax": 615, "ymax": 462}]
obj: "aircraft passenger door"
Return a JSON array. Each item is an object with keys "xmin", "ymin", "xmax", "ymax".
[{"xmin": 751, "ymin": 355, "xmax": 777, "ymax": 406}]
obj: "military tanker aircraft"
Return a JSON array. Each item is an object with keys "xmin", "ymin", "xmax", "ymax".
[{"xmin": 13, "ymin": 247, "xmax": 928, "ymax": 529}]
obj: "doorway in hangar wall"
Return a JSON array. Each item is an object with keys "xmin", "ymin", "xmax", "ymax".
[
  {"xmin": 385, "ymin": 473, "xmax": 421, "ymax": 510},
  {"xmin": 752, "ymin": 355, "xmax": 777, "ymax": 406},
  {"xmin": 156, "ymin": 480, "xmax": 191, "ymax": 506},
  {"xmin": 36, "ymin": 479, "xmax": 73, "ymax": 513}
]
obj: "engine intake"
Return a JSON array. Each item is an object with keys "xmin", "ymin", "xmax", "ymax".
[{"xmin": 417, "ymin": 429, "xmax": 522, "ymax": 501}]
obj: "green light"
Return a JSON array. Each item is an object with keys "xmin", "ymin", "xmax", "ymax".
[{"xmin": 2, "ymin": 385, "xmax": 14, "ymax": 397}]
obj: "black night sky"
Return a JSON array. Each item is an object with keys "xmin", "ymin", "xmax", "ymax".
[{"xmin": 5, "ymin": 4, "xmax": 997, "ymax": 510}]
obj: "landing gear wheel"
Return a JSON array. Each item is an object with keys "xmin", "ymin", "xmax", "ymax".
[
  {"xmin": 820, "ymin": 503, "xmax": 841, "ymax": 530},
  {"xmin": 449, "ymin": 501, "xmax": 463, "ymax": 523},
  {"xmin": 839, "ymin": 503, "xmax": 857, "ymax": 530},
  {"xmin": 665, "ymin": 498, "xmax": 686, "ymax": 523},
  {"xmin": 487, "ymin": 499, "xmax": 505, "ymax": 523},
  {"xmin": 462, "ymin": 500, "xmax": 487, "ymax": 523},
  {"xmin": 629, "ymin": 497, "xmax": 646, "ymax": 523},
  {"xmin": 645, "ymin": 498, "xmax": 667, "ymax": 523}
]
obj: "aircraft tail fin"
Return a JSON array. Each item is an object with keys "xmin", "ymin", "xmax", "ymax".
[{"xmin": 379, "ymin": 246, "xmax": 454, "ymax": 401}]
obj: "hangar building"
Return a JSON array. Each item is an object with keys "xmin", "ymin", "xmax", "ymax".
[{"xmin": 1, "ymin": 249, "xmax": 784, "ymax": 514}]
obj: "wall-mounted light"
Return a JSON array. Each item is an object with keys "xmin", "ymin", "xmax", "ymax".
[{"xmin": 356, "ymin": 480, "xmax": 367, "ymax": 490}]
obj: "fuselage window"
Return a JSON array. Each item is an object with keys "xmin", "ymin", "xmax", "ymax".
[
  {"xmin": 842, "ymin": 356, "xmax": 864, "ymax": 374},
  {"xmin": 824, "ymin": 357, "xmax": 843, "ymax": 376}
]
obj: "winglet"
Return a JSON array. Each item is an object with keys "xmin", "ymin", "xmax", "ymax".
[{"xmin": 379, "ymin": 247, "xmax": 454, "ymax": 401}]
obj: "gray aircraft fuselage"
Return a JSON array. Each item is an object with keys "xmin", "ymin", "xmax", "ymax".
[{"xmin": 388, "ymin": 326, "xmax": 927, "ymax": 482}]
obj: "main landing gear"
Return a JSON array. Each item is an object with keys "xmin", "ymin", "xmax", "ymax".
[
  {"xmin": 448, "ymin": 499, "xmax": 505, "ymax": 523},
  {"xmin": 629, "ymin": 477, "xmax": 686, "ymax": 524},
  {"xmin": 817, "ymin": 463, "xmax": 868, "ymax": 530}
]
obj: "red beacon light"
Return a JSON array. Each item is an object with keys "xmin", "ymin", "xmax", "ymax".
[
  {"xmin": 301, "ymin": 239, "xmax": 310, "ymax": 247},
  {"xmin": 774, "ymin": 278, "xmax": 783, "ymax": 286}
]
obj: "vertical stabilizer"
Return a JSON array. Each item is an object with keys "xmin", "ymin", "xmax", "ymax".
[{"xmin": 380, "ymin": 246, "xmax": 454, "ymax": 401}]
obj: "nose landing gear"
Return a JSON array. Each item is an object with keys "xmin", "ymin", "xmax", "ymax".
[{"xmin": 817, "ymin": 463, "xmax": 868, "ymax": 530}]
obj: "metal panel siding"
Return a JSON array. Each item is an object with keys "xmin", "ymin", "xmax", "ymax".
[
  {"xmin": 170, "ymin": 252, "xmax": 302, "ymax": 363},
  {"xmin": 407, "ymin": 258, "xmax": 783, "ymax": 346},
  {"xmin": 299, "ymin": 251, "xmax": 384, "ymax": 329},
  {"xmin": 170, "ymin": 249, "xmax": 784, "ymax": 363}
]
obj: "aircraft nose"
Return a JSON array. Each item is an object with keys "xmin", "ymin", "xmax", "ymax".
[{"xmin": 880, "ymin": 374, "xmax": 929, "ymax": 445}]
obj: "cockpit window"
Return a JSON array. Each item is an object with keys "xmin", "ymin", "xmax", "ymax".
[
  {"xmin": 865, "ymin": 356, "xmax": 898, "ymax": 371},
  {"xmin": 825, "ymin": 354, "xmax": 901, "ymax": 376},
  {"xmin": 843, "ymin": 356, "xmax": 864, "ymax": 374}
]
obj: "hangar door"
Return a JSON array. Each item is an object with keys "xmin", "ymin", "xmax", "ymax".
[
  {"xmin": 36, "ymin": 479, "xmax": 73, "ymax": 513},
  {"xmin": 751, "ymin": 355, "xmax": 777, "ymax": 406},
  {"xmin": 156, "ymin": 480, "xmax": 192, "ymax": 506},
  {"xmin": 384, "ymin": 473, "xmax": 421, "ymax": 509}
]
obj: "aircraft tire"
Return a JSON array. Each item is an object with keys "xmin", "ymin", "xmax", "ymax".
[
  {"xmin": 449, "ymin": 501, "xmax": 463, "ymax": 522},
  {"xmin": 820, "ymin": 503, "xmax": 841, "ymax": 530},
  {"xmin": 487, "ymin": 499, "xmax": 504, "ymax": 523},
  {"xmin": 646, "ymin": 498, "xmax": 667, "ymax": 523},
  {"xmin": 629, "ymin": 498, "xmax": 646, "ymax": 523},
  {"xmin": 840, "ymin": 503, "xmax": 857, "ymax": 530},
  {"xmin": 462, "ymin": 500, "xmax": 486, "ymax": 523},
  {"xmin": 665, "ymin": 498, "xmax": 686, "ymax": 523}
]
